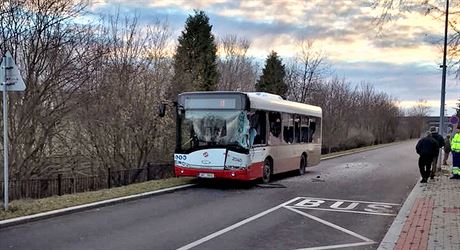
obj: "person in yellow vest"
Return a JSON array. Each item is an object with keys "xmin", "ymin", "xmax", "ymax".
[{"xmin": 450, "ymin": 124, "xmax": 460, "ymax": 179}]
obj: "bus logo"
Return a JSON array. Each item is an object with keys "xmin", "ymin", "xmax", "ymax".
[
  {"xmin": 232, "ymin": 157, "xmax": 242, "ymax": 163},
  {"xmin": 203, "ymin": 152, "xmax": 209, "ymax": 158}
]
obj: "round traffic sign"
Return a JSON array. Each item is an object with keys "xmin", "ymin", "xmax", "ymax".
[{"xmin": 450, "ymin": 116, "xmax": 459, "ymax": 124}]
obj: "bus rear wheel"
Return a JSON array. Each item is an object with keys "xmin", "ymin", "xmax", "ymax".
[
  {"xmin": 299, "ymin": 154, "xmax": 307, "ymax": 175},
  {"xmin": 262, "ymin": 159, "xmax": 272, "ymax": 184}
]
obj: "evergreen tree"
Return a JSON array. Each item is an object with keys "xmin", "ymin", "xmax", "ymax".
[
  {"xmin": 171, "ymin": 10, "xmax": 218, "ymax": 97},
  {"xmin": 256, "ymin": 51, "xmax": 287, "ymax": 97}
]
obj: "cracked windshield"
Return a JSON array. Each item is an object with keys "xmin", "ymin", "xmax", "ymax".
[{"xmin": 181, "ymin": 110, "xmax": 249, "ymax": 150}]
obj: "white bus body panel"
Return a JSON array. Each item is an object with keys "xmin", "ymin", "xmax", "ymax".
[{"xmin": 175, "ymin": 149, "xmax": 250, "ymax": 170}]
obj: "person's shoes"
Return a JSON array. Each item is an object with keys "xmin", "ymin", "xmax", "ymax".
[{"xmin": 420, "ymin": 179, "xmax": 427, "ymax": 183}]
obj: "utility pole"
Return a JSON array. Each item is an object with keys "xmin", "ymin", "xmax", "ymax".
[
  {"xmin": 439, "ymin": 0, "xmax": 449, "ymax": 170},
  {"xmin": 440, "ymin": 0, "xmax": 449, "ymax": 137}
]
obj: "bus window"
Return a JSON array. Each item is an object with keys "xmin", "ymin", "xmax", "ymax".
[
  {"xmin": 300, "ymin": 115, "xmax": 309, "ymax": 143},
  {"xmin": 309, "ymin": 117, "xmax": 321, "ymax": 143},
  {"xmin": 294, "ymin": 115, "xmax": 301, "ymax": 143},
  {"xmin": 249, "ymin": 111, "xmax": 266, "ymax": 145},
  {"xmin": 268, "ymin": 112, "xmax": 282, "ymax": 145},
  {"xmin": 283, "ymin": 113, "xmax": 294, "ymax": 144},
  {"xmin": 313, "ymin": 117, "xmax": 322, "ymax": 143}
]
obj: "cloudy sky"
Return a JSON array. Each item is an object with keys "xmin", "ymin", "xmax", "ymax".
[{"xmin": 89, "ymin": 0, "xmax": 460, "ymax": 116}]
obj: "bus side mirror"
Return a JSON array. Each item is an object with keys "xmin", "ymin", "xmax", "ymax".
[{"xmin": 158, "ymin": 103, "xmax": 166, "ymax": 117}]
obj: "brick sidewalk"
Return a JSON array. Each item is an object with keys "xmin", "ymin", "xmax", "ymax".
[{"xmin": 393, "ymin": 168, "xmax": 460, "ymax": 250}]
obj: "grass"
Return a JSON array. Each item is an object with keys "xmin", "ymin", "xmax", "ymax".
[{"xmin": 0, "ymin": 177, "xmax": 193, "ymax": 221}]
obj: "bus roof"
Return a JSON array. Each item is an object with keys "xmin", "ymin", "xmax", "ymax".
[
  {"xmin": 246, "ymin": 92, "xmax": 322, "ymax": 117},
  {"xmin": 178, "ymin": 91, "xmax": 322, "ymax": 117}
]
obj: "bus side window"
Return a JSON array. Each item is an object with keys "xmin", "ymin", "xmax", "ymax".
[
  {"xmin": 283, "ymin": 113, "xmax": 294, "ymax": 144},
  {"xmin": 249, "ymin": 111, "xmax": 266, "ymax": 145},
  {"xmin": 312, "ymin": 117, "xmax": 321, "ymax": 143},
  {"xmin": 301, "ymin": 115, "xmax": 309, "ymax": 143},
  {"xmin": 294, "ymin": 115, "xmax": 301, "ymax": 143},
  {"xmin": 268, "ymin": 112, "xmax": 282, "ymax": 145},
  {"xmin": 309, "ymin": 118, "xmax": 316, "ymax": 143}
]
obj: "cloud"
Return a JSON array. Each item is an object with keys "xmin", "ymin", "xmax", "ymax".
[
  {"xmin": 87, "ymin": 0, "xmax": 460, "ymax": 115},
  {"xmin": 333, "ymin": 61, "xmax": 460, "ymax": 115},
  {"xmin": 89, "ymin": 1, "xmax": 446, "ymax": 62}
]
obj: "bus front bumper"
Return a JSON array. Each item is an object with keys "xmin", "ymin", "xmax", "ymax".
[{"xmin": 175, "ymin": 163, "xmax": 263, "ymax": 181}]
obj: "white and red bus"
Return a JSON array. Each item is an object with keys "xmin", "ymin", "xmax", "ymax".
[{"xmin": 174, "ymin": 92, "xmax": 322, "ymax": 183}]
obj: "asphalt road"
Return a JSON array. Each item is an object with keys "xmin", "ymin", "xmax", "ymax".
[{"xmin": 0, "ymin": 140, "xmax": 420, "ymax": 250}]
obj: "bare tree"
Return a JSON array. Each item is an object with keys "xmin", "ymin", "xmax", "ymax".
[
  {"xmin": 406, "ymin": 99, "xmax": 431, "ymax": 138},
  {"xmin": 286, "ymin": 40, "xmax": 327, "ymax": 103},
  {"xmin": 309, "ymin": 77, "xmax": 354, "ymax": 152},
  {"xmin": 73, "ymin": 13, "xmax": 174, "ymax": 174},
  {"xmin": 308, "ymin": 77, "xmax": 402, "ymax": 153},
  {"xmin": 0, "ymin": 0, "xmax": 104, "ymax": 179},
  {"xmin": 217, "ymin": 35, "xmax": 258, "ymax": 91},
  {"xmin": 371, "ymin": 0, "xmax": 460, "ymax": 76}
]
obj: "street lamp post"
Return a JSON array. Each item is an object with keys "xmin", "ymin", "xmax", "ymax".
[
  {"xmin": 440, "ymin": 0, "xmax": 449, "ymax": 137},
  {"xmin": 439, "ymin": 0, "xmax": 449, "ymax": 170}
]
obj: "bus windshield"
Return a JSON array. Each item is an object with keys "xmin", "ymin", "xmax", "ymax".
[{"xmin": 180, "ymin": 110, "xmax": 250, "ymax": 151}]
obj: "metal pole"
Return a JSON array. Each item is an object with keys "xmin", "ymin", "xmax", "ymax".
[
  {"xmin": 440, "ymin": 0, "xmax": 449, "ymax": 136},
  {"xmin": 439, "ymin": 0, "xmax": 449, "ymax": 171},
  {"xmin": 2, "ymin": 54, "xmax": 8, "ymax": 210}
]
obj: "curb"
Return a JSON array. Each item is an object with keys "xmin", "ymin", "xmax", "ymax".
[
  {"xmin": 321, "ymin": 142, "xmax": 403, "ymax": 160},
  {"xmin": 0, "ymin": 183, "xmax": 195, "ymax": 229},
  {"xmin": 377, "ymin": 178, "xmax": 422, "ymax": 249}
]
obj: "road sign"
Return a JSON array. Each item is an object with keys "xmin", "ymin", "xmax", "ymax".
[
  {"xmin": 450, "ymin": 115, "xmax": 459, "ymax": 125},
  {"xmin": 0, "ymin": 51, "xmax": 26, "ymax": 91}
]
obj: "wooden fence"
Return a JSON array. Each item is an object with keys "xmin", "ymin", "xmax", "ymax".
[{"xmin": 0, "ymin": 163, "xmax": 174, "ymax": 201}]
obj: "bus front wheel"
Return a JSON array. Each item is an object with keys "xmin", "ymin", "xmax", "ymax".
[{"xmin": 262, "ymin": 159, "xmax": 272, "ymax": 184}]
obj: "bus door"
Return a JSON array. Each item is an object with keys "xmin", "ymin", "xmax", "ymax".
[
  {"xmin": 268, "ymin": 112, "xmax": 286, "ymax": 173},
  {"xmin": 248, "ymin": 111, "xmax": 268, "ymax": 177}
]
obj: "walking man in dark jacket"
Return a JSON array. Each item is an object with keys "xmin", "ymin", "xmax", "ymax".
[
  {"xmin": 429, "ymin": 126, "xmax": 444, "ymax": 178},
  {"xmin": 416, "ymin": 131, "xmax": 439, "ymax": 183}
]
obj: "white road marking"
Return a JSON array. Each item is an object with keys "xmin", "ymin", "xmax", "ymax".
[
  {"xmin": 294, "ymin": 241, "xmax": 375, "ymax": 250},
  {"xmin": 176, "ymin": 197, "xmax": 303, "ymax": 250},
  {"xmin": 287, "ymin": 206, "xmax": 397, "ymax": 216},
  {"xmin": 177, "ymin": 196, "xmax": 391, "ymax": 250},
  {"xmin": 293, "ymin": 197, "xmax": 400, "ymax": 206},
  {"xmin": 284, "ymin": 206, "xmax": 374, "ymax": 243}
]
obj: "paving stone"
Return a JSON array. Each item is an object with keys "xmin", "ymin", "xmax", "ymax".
[{"xmin": 395, "ymin": 173, "xmax": 460, "ymax": 250}]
